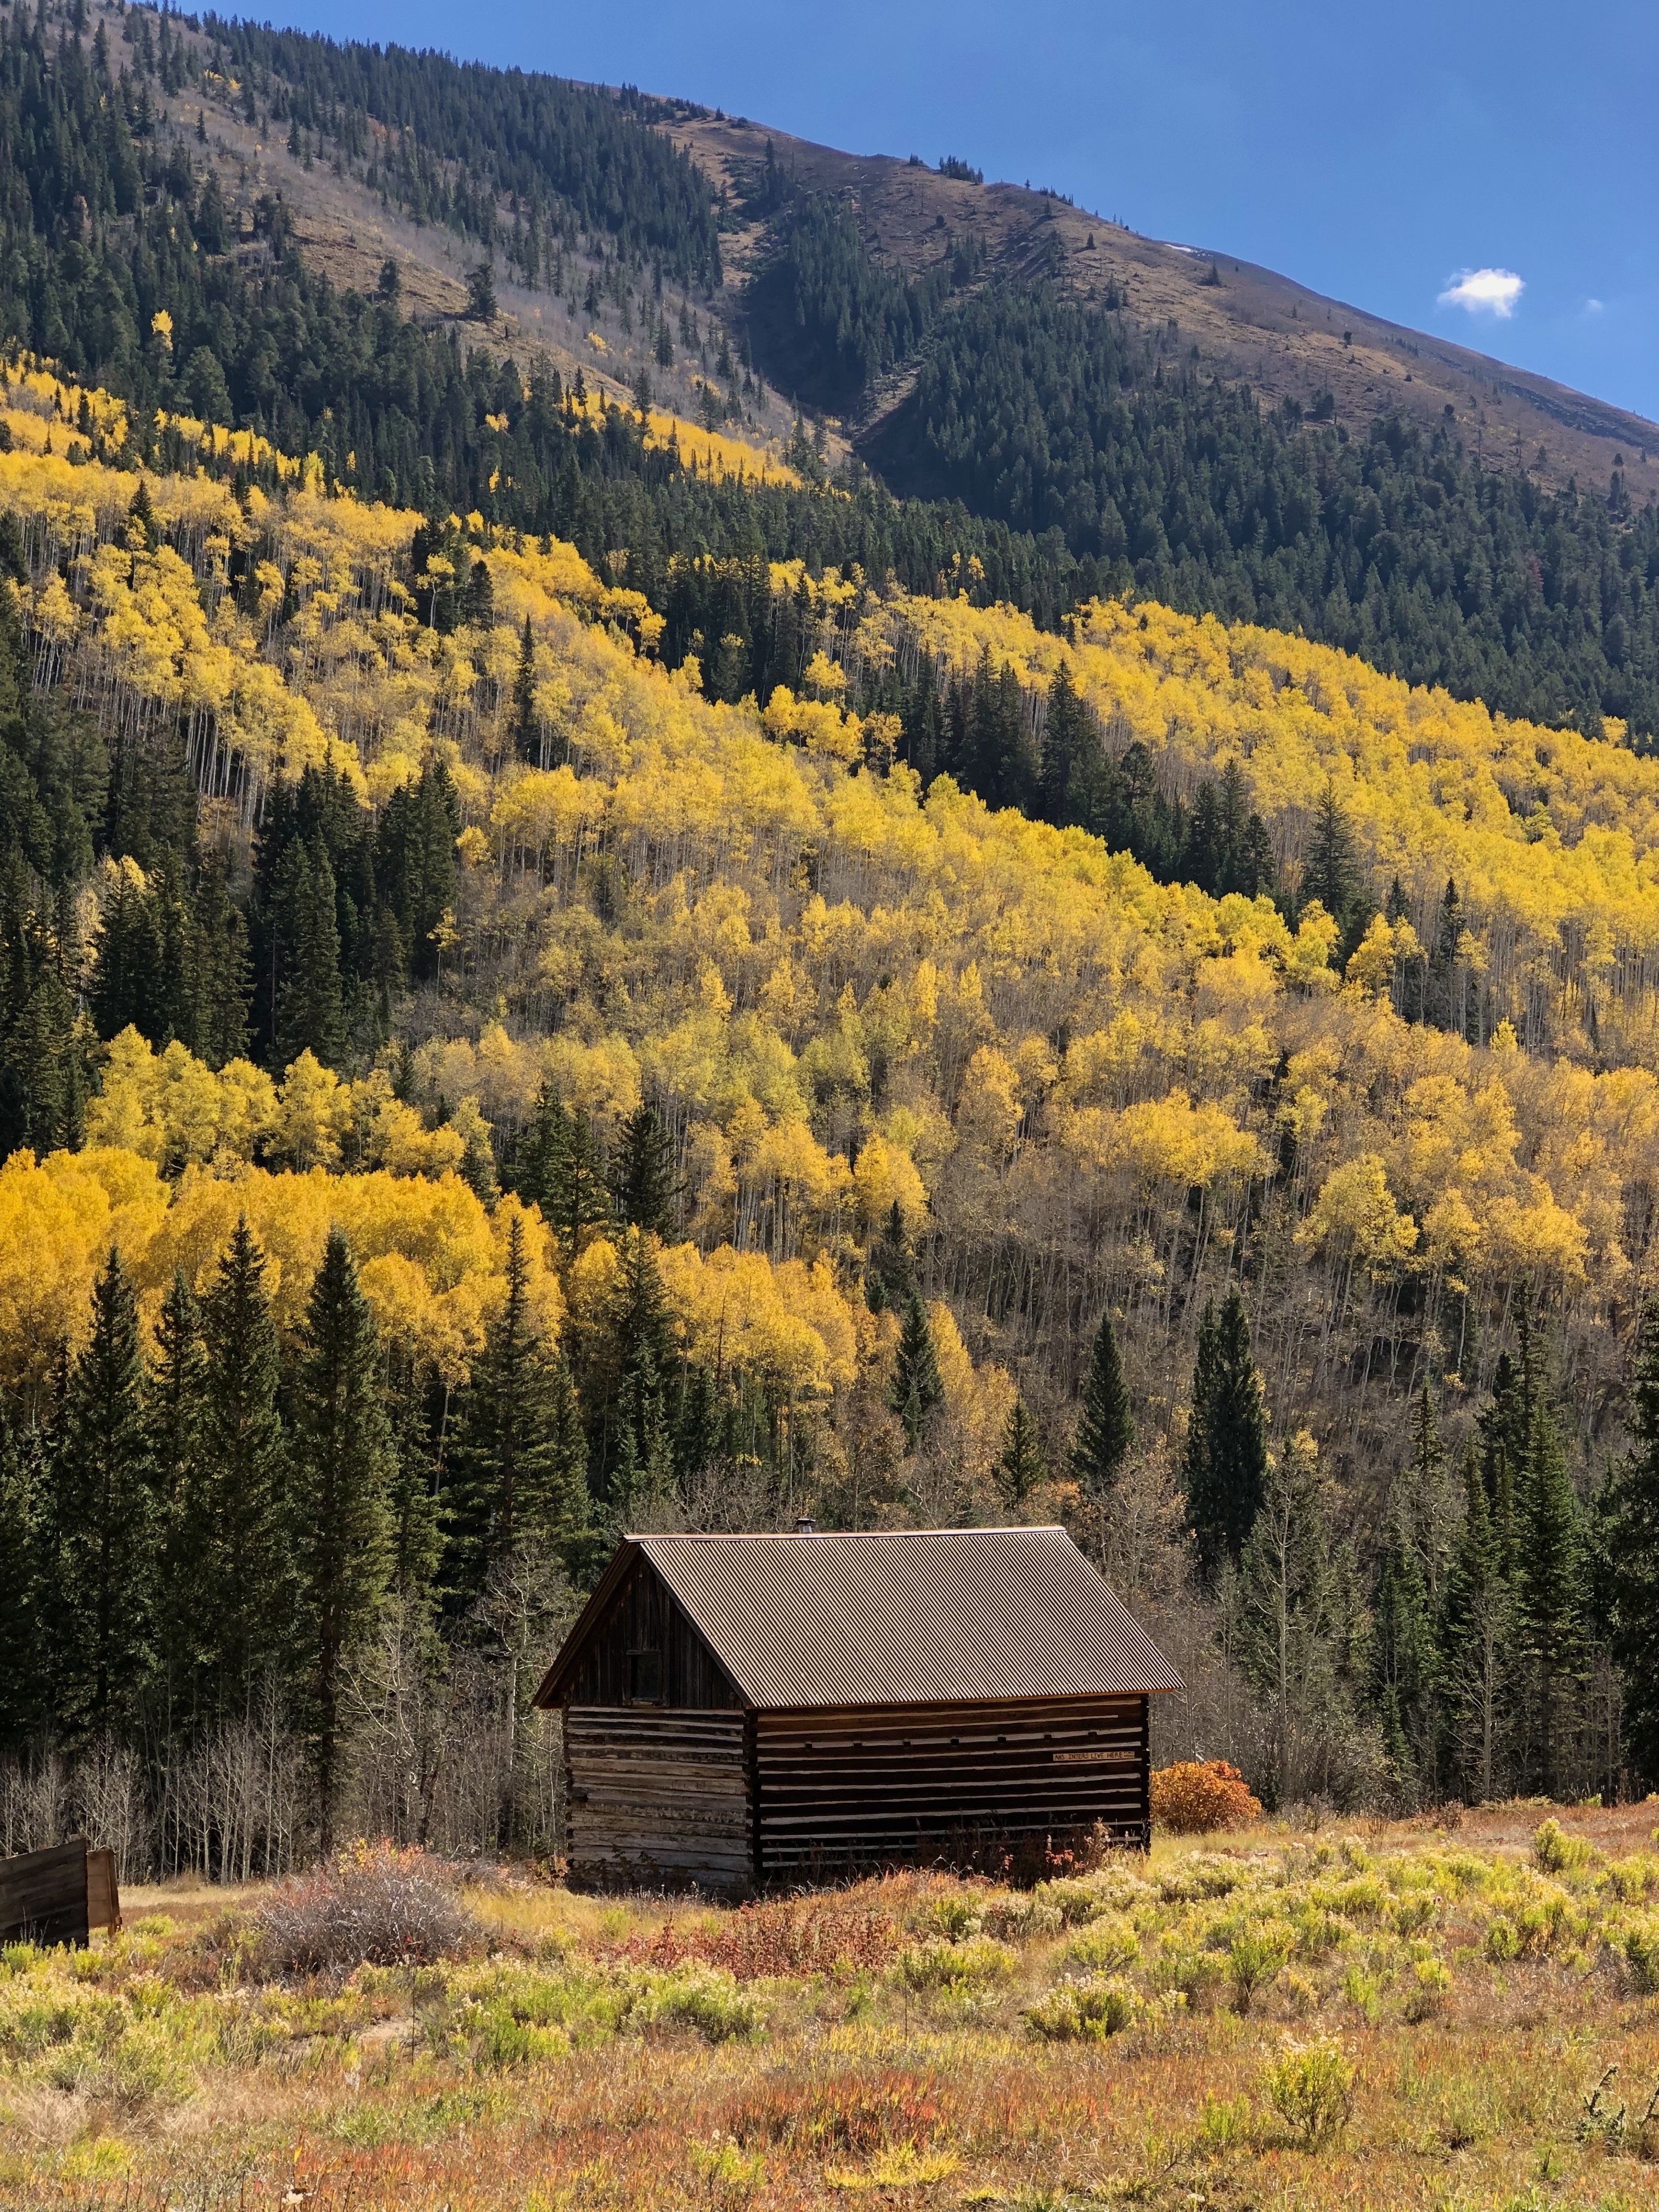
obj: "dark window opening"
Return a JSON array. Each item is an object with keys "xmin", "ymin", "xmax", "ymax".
[{"xmin": 627, "ymin": 1649, "xmax": 663, "ymax": 1703}]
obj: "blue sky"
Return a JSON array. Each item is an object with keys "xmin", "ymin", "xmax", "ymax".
[{"xmin": 253, "ymin": 0, "xmax": 1659, "ymax": 426}]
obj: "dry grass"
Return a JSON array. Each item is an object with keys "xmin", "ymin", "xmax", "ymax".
[{"xmin": 9, "ymin": 1803, "xmax": 1659, "ymax": 2208}]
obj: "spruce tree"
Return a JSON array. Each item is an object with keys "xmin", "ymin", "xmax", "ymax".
[
  {"xmin": 1232, "ymin": 1431, "xmax": 1344, "ymax": 1807},
  {"xmin": 291, "ymin": 1228, "xmax": 394, "ymax": 1845},
  {"xmin": 0, "ymin": 1410, "xmax": 43, "ymax": 1753},
  {"xmin": 275, "ymin": 838, "xmax": 345, "ymax": 1067},
  {"xmin": 612, "ymin": 1101, "xmax": 679, "ymax": 1238},
  {"xmin": 449, "ymin": 1213, "xmax": 562, "ymax": 1602},
  {"xmin": 1514, "ymin": 1389, "xmax": 1583, "ymax": 1798},
  {"xmin": 147, "ymin": 1267, "xmax": 209, "ymax": 1733},
  {"xmin": 1372, "ymin": 1517, "xmax": 1434, "ymax": 1793},
  {"xmin": 521, "ymin": 1090, "xmax": 611, "ymax": 1257},
  {"xmin": 866, "ymin": 1200, "xmax": 916, "ymax": 1312},
  {"xmin": 1608, "ymin": 1296, "xmax": 1659, "ymax": 1786},
  {"xmin": 607, "ymin": 1226, "xmax": 674, "ymax": 1519},
  {"xmin": 512, "ymin": 614, "xmax": 538, "ymax": 761},
  {"xmin": 1000, "ymin": 1397, "xmax": 1045, "ymax": 1506},
  {"xmin": 1182, "ymin": 1288, "xmax": 1268, "ymax": 1586},
  {"xmin": 1440, "ymin": 1440, "xmax": 1512, "ymax": 1802},
  {"xmin": 891, "ymin": 1291, "xmax": 945, "ymax": 1451},
  {"xmin": 545, "ymin": 1350, "xmax": 593, "ymax": 1573},
  {"xmin": 199, "ymin": 1217, "xmax": 289, "ymax": 1714},
  {"xmin": 1071, "ymin": 1306, "xmax": 1135, "ymax": 1500},
  {"xmin": 49, "ymin": 1245, "xmax": 154, "ymax": 1741}
]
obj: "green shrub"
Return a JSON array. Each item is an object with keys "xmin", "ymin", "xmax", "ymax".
[
  {"xmin": 1263, "ymin": 2036, "xmax": 1356, "ymax": 2149},
  {"xmin": 1387, "ymin": 1891, "xmax": 1440, "ymax": 1938},
  {"xmin": 915, "ymin": 1894, "xmax": 983, "ymax": 1942},
  {"xmin": 1062, "ymin": 1918, "xmax": 1139, "ymax": 1974},
  {"xmin": 1533, "ymin": 1818, "xmax": 1594, "ymax": 1876},
  {"xmin": 1150, "ymin": 1944, "xmax": 1224, "ymax": 2012},
  {"xmin": 896, "ymin": 1937, "xmax": 1016, "ymax": 1993},
  {"xmin": 1402, "ymin": 1955, "xmax": 1452, "ymax": 2023},
  {"xmin": 1227, "ymin": 1924, "xmax": 1292, "ymax": 2014},
  {"xmin": 1485, "ymin": 1914, "xmax": 1521, "ymax": 1962},
  {"xmin": 1157, "ymin": 1857, "xmax": 1246, "ymax": 1905},
  {"xmin": 1198, "ymin": 2093, "xmax": 1252, "ymax": 2153},
  {"xmin": 630, "ymin": 1962, "xmax": 765, "ymax": 2044},
  {"xmin": 1023, "ymin": 1974, "xmax": 1142, "ymax": 2042},
  {"xmin": 1032, "ymin": 1878, "xmax": 1108, "ymax": 1927},
  {"xmin": 1621, "ymin": 1917, "xmax": 1659, "ymax": 1994},
  {"xmin": 1340, "ymin": 1963, "xmax": 1382, "ymax": 2025}
]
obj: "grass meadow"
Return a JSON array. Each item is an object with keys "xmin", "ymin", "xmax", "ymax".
[{"xmin": 9, "ymin": 1804, "xmax": 1659, "ymax": 2210}]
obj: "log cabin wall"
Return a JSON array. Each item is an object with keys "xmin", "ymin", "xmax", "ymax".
[
  {"xmin": 565, "ymin": 1708, "xmax": 753, "ymax": 1891},
  {"xmin": 753, "ymin": 1695, "xmax": 1149, "ymax": 1879},
  {"xmin": 557, "ymin": 1555, "xmax": 742, "ymax": 1711}
]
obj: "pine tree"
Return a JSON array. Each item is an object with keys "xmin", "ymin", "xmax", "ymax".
[
  {"xmin": 1037, "ymin": 662, "xmax": 1097, "ymax": 825},
  {"xmin": 449, "ymin": 1213, "xmax": 562, "ymax": 1604},
  {"xmin": 48, "ymin": 1245, "xmax": 154, "ymax": 1742},
  {"xmin": 199, "ymin": 1217, "xmax": 289, "ymax": 1714},
  {"xmin": 612, "ymin": 1101, "xmax": 679, "ymax": 1237},
  {"xmin": 1514, "ymin": 1387, "xmax": 1583, "ymax": 1798},
  {"xmin": 545, "ymin": 1351, "xmax": 593, "ymax": 1573},
  {"xmin": 1373, "ymin": 1387, "xmax": 1451, "ymax": 1796},
  {"xmin": 1232, "ymin": 1431, "xmax": 1346, "ymax": 1808},
  {"xmin": 385, "ymin": 1384, "xmax": 444, "ymax": 1606},
  {"xmin": 607, "ymin": 1227, "xmax": 674, "ymax": 1519},
  {"xmin": 1607, "ymin": 1297, "xmax": 1659, "ymax": 1787},
  {"xmin": 291, "ymin": 1228, "xmax": 393, "ymax": 1846},
  {"xmin": 1439, "ymin": 1438, "xmax": 1512, "ymax": 1801},
  {"xmin": 890, "ymin": 1291, "xmax": 945, "ymax": 1451},
  {"xmin": 1071, "ymin": 1306, "xmax": 1135, "ymax": 1501},
  {"xmin": 147, "ymin": 1267, "xmax": 208, "ymax": 1733},
  {"xmin": 866, "ymin": 1200, "xmax": 916, "ymax": 1312},
  {"xmin": 0, "ymin": 1410, "xmax": 43, "ymax": 1753},
  {"xmin": 1182, "ymin": 1288, "xmax": 1268, "ymax": 1587},
  {"xmin": 512, "ymin": 614, "xmax": 538, "ymax": 761},
  {"xmin": 275, "ymin": 837, "xmax": 345, "ymax": 1067},
  {"xmin": 1000, "ymin": 1397, "xmax": 1046, "ymax": 1506},
  {"xmin": 1372, "ymin": 1518, "xmax": 1434, "ymax": 1795}
]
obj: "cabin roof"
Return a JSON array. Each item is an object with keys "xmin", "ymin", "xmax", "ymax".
[{"xmin": 535, "ymin": 1525, "xmax": 1183, "ymax": 1712}]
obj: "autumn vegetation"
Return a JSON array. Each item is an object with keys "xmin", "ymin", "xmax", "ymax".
[
  {"xmin": 13, "ymin": 1809, "xmax": 1659, "ymax": 2208},
  {"xmin": 7, "ymin": 343, "xmax": 1659, "ymax": 1864}
]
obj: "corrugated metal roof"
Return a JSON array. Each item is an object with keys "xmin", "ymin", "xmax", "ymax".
[{"xmin": 538, "ymin": 1526, "xmax": 1182, "ymax": 1711}]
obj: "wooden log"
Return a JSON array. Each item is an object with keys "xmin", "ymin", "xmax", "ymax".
[{"xmin": 0, "ymin": 1838, "xmax": 90, "ymax": 1948}]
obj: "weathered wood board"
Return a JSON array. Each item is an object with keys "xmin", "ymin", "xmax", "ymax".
[{"xmin": 0, "ymin": 1838, "xmax": 91, "ymax": 1947}]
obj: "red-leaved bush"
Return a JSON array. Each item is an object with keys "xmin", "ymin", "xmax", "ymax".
[
  {"xmin": 1150, "ymin": 1760, "xmax": 1263, "ymax": 1835},
  {"xmin": 257, "ymin": 1841, "xmax": 481, "ymax": 1976}
]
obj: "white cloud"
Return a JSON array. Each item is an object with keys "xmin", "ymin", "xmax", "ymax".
[
  {"xmin": 1584, "ymin": 297, "xmax": 1605, "ymax": 315},
  {"xmin": 1437, "ymin": 267, "xmax": 1525, "ymax": 318}
]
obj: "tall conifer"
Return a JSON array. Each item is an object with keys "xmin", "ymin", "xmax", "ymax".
[
  {"xmin": 1182, "ymin": 1288, "xmax": 1268, "ymax": 1586},
  {"xmin": 891, "ymin": 1291, "xmax": 945, "ymax": 1452},
  {"xmin": 50, "ymin": 1245, "xmax": 154, "ymax": 1741},
  {"xmin": 148, "ymin": 1267, "xmax": 208, "ymax": 1731},
  {"xmin": 1071, "ymin": 1306, "xmax": 1135, "ymax": 1501},
  {"xmin": 1608, "ymin": 1297, "xmax": 1659, "ymax": 1786},
  {"xmin": 199, "ymin": 1217, "xmax": 289, "ymax": 1713},
  {"xmin": 449, "ymin": 1213, "xmax": 561, "ymax": 1601},
  {"xmin": 291, "ymin": 1228, "xmax": 393, "ymax": 1845}
]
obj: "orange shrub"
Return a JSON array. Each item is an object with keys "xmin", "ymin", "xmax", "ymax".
[{"xmin": 1151, "ymin": 1760, "xmax": 1263, "ymax": 1835}]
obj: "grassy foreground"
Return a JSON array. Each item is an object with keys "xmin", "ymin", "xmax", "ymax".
[{"xmin": 9, "ymin": 1807, "xmax": 1659, "ymax": 2210}]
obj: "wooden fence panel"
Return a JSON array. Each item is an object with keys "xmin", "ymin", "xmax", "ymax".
[
  {"xmin": 86, "ymin": 1848, "xmax": 121, "ymax": 1935},
  {"xmin": 0, "ymin": 1838, "xmax": 90, "ymax": 1947}
]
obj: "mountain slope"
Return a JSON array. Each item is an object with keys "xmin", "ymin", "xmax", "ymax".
[{"xmin": 668, "ymin": 108, "xmax": 1658, "ymax": 494}]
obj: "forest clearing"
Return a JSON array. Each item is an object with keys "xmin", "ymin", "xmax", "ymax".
[{"xmin": 8, "ymin": 1805, "xmax": 1659, "ymax": 2210}]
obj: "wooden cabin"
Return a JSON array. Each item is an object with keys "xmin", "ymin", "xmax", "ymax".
[{"xmin": 533, "ymin": 1525, "xmax": 1182, "ymax": 1892}]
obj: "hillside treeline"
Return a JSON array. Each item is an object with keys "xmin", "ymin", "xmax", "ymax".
[{"xmin": 7, "ymin": 407, "xmax": 1659, "ymax": 1859}]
